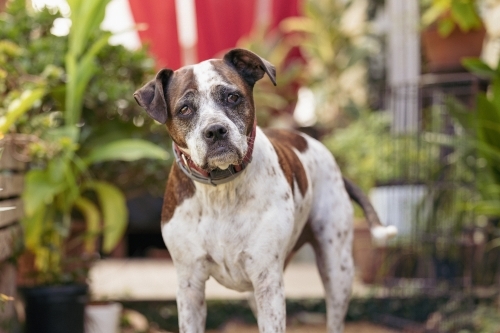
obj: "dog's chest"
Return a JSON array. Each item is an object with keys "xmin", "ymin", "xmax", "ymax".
[
  {"xmin": 166, "ymin": 182, "xmax": 293, "ymax": 291},
  {"xmin": 162, "ymin": 130, "xmax": 316, "ymax": 291}
]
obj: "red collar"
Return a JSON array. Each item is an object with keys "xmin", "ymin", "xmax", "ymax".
[{"xmin": 173, "ymin": 120, "xmax": 257, "ymax": 186}]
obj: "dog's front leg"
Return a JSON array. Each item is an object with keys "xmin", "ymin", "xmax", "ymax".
[
  {"xmin": 251, "ymin": 266, "xmax": 286, "ymax": 333},
  {"xmin": 176, "ymin": 269, "xmax": 207, "ymax": 333}
]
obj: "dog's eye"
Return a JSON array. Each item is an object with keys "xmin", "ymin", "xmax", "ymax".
[
  {"xmin": 227, "ymin": 93, "xmax": 239, "ymax": 104},
  {"xmin": 179, "ymin": 106, "xmax": 191, "ymax": 116}
]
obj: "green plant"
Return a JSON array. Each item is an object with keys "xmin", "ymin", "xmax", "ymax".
[
  {"xmin": 421, "ymin": 0, "xmax": 483, "ymax": 37},
  {"xmin": 281, "ymin": 0, "xmax": 369, "ymax": 127},
  {"xmin": 235, "ymin": 27, "xmax": 306, "ymax": 127},
  {"xmin": 1, "ymin": 0, "xmax": 169, "ymax": 197},
  {"xmin": 0, "ymin": 294, "xmax": 14, "ymax": 311},
  {"xmin": 0, "ymin": 38, "xmax": 48, "ymax": 135},
  {"xmin": 1, "ymin": 0, "xmax": 168, "ymax": 285},
  {"xmin": 323, "ymin": 111, "xmax": 440, "ymax": 192},
  {"xmin": 426, "ymin": 296, "xmax": 500, "ymax": 332},
  {"xmin": 448, "ymin": 57, "xmax": 500, "ymax": 217}
]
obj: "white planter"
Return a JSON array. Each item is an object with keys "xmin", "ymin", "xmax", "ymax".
[
  {"xmin": 369, "ymin": 184, "xmax": 429, "ymax": 238},
  {"xmin": 85, "ymin": 302, "xmax": 122, "ymax": 333}
]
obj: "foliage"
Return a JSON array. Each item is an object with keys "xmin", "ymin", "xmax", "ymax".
[
  {"xmin": 0, "ymin": 294, "xmax": 14, "ymax": 311},
  {"xmin": 1, "ymin": 0, "xmax": 168, "ymax": 285},
  {"xmin": 323, "ymin": 111, "xmax": 440, "ymax": 192},
  {"xmin": 1, "ymin": 0, "xmax": 169, "ymax": 196},
  {"xmin": 281, "ymin": 0, "xmax": 370, "ymax": 127},
  {"xmin": 445, "ymin": 57, "xmax": 500, "ymax": 218},
  {"xmin": 421, "ymin": 0, "xmax": 483, "ymax": 37},
  {"xmin": 426, "ymin": 296, "xmax": 500, "ymax": 332},
  {"xmin": 236, "ymin": 27, "xmax": 306, "ymax": 127}
]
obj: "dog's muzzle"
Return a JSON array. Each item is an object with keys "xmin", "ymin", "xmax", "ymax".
[{"xmin": 173, "ymin": 120, "xmax": 257, "ymax": 186}]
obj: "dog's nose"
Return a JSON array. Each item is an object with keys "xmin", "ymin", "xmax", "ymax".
[{"xmin": 204, "ymin": 124, "xmax": 228, "ymax": 142}]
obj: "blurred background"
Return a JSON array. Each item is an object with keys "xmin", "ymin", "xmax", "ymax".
[{"xmin": 1, "ymin": 0, "xmax": 500, "ymax": 332}]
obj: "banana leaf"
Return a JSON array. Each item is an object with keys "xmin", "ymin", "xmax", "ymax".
[
  {"xmin": 83, "ymin": 139, "xmax": 169, "ymax": 165},
  {"xmin": 84, "ymin": 181, "xmax": 127, "ymax": 253}
]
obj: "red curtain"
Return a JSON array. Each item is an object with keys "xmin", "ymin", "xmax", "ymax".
[
  {"xmin": 194, "ymin": 0, "xmax": 256, "ymax": 61},
  {"xmin": 128, "ymin": 0, "xmax": 301, "ymax": 68},
  {"xmin": 128, "ymin": 0, "xmax": 182, "ymax": 70},
  {"xmin": 271, "ymin": 0, "xmax": 300, "ymax": 30}
]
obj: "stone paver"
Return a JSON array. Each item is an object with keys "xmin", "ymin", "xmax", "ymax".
[{"xmin": 89, "ymin": 259, "xmax": 372, "ymax": 301}]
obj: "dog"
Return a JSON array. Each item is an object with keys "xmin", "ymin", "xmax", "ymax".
[{"xmin": 134, "ymin": 48, "xmax": 397, "ymax": 333}]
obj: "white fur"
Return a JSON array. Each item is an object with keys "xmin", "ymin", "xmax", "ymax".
[
  {"xmin": 163, "ymin": 132, "xmax": 355, "ymax": 333},
  {"xmin": 371, "ymin": 225, "xmax": 398, "ymax": 246},
  {"xmin": 186, "ymin": 61, "xmax": 247, "ymax": 168},
  {"xmin": 162, "ymin": 61, "xmax": 357, "ymax": 333}
]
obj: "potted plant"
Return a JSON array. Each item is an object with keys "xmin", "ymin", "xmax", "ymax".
[
  {"xmin": 234, "ymin": 27, "xmax": 306, "ymax": 128},
  {"xmin": 439, "ymin": 57, "xmax": 500, "ymax": 286},
  {"xmin": 281, "ymin": 0, "xmax": 369, "ymax": 128},
  {"xmin": 323, "ymin": 111, "xmax": 442, "ymax": 282},
  {"xmin": 420, "ymin": 0, "xmax": 486, "ymax": 72},
  {"xmin": 1, "ymin": 1, "xmax": 168, "ymax": 332}
]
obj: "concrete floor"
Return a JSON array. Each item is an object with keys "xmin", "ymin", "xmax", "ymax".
[
  {"xmin": 91, "ymin": 259, "xmax": 399, "ymax": 333},
  {"xmin": 89, "ymin": 259, "xmax": 374, "ymax": 301}
]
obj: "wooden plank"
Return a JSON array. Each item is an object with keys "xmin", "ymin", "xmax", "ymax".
[
  {"xmin": 0, "ymin": 142, "xmax": 27, "ymax": 171},
  {"xmin": 0, "ymin": 263, "xmax": 17, "ymax": 333},
  {"xmin": 0, "ymin": 174, "xmax": 24, "ymax": 198},
  {"xmin": 0, "ymin": 224, "xmax": 22, "ymax": 262},
  {"xmin": 0, "ymin": 199, "xmax": 23, "ymax": 229}
]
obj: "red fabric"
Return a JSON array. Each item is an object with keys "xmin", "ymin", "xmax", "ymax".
[
  {"xmin": 128, "ymin": 0, "xmax": 302, "ymax": 68},
  {"xmin": 128, "ymin": 0, "xmax": 182, "ymax": 70},
  {"xmin": 270, "ymin": 0, "xmax": 300, "ymax": 29},
  {"xmin": 194, "ymin": 0, "xmax": 256, "ymax": 61},
  {"xmin": 273, "ymin": 0, "xmax": 303, "ymax": 64}
]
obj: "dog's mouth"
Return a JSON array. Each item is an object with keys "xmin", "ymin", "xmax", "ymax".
[{"xmin": 203, "ymin": 143, "xmax": 242, "ymax": 170}]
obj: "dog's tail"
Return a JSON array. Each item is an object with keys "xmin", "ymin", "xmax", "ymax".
[{"xmin": 343, "ymin": 177, "xmax": 397, "ymax": 245}]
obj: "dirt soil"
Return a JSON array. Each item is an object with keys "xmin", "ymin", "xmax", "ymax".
[{"xmin": 206, "ymin": 321, "xmax": 399, "ymax": 333}]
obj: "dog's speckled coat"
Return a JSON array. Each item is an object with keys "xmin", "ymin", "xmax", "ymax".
[{"xmin": 134, "ymin": 49, "xmax": 394, "ymax": 333}]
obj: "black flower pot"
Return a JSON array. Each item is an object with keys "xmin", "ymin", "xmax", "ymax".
[{"xmin": 22, "ymin": 284, "xmax": 88, "ymax": 333}]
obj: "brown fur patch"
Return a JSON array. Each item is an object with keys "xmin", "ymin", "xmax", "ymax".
[
  {"xmin": 210, "ymin": 59, "xmax": 256, "ymax": 136},
  {"xmin": 165, "ymin": 67, "xmax": 198, "ymax": 149},
  {"xmin": 264, "ymin": 128, "xmax": 308, "ymax": 196},
  {"xmin": 161, "ymin": 163, "xmax": 196, "ymax": 225},
  {"xmin": 264, "ymin": 128, "xmax": 308, "ymax": 153}
]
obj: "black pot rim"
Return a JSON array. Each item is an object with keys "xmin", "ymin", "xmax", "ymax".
[{"xmin": 20, "ymin": 283, "xmax": 88, "ymax": 297}]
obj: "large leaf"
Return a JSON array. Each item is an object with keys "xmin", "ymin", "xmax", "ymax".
[
  {"xmin": 65, "ymin": 0, "xmax": 110, "ymax": 127},
  {"xmin": 83, "ymin": 139, "xmax": 169, "ymax": 165},
  {"xmin": 65, "ymin": 32, "xmax": 111, "ymax": 126},
  {"xmin": 45, "ymin": 126, "xmax": 80, "ymax": 144},
  {"xmin": 22, "ymin": 169, "xmax": 64, "ymax": 217},
  {"xmin": 73, "ymin": 196, "xmax": 101, "ymax": 253},
  {"xmin": 22, "ymin": 205, "xmax": 46, "ymax": 250},
  {"xmin": 450, "ymin": 0, "xmax": 482, "ymax": 32},
  {"xmin": 67, "ymin": 0, "xmax": 110, "ymax": 59},
  {"xmin": 477, "ymin": 94, "xmax": 500, "ymax": 181},
  {"xmin": 0, "ymin": 88, "xmax": 45, "ymax": 133},
  {"xmin": 462, "ymin": 58, "xmax": 495, "ymax": 78},
  {"xmin": 421, "ymin": 0, "xmax": 449, "ymax": 27},
  {"xmin": 84, "ymin": 181, "xmax": 127, "ymax": 253},
  {"xmin": 474, "ymin": 200, "xmax": 500, "ymax": 217}
]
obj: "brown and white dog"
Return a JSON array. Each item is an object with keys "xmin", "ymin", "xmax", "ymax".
[{"xmin": 134, "ymin": 48, "xmax": 396, "ymax": 333}]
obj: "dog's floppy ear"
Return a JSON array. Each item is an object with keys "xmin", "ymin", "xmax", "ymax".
[
  {"xmin": 223, "ymin": 48, "xmax": 276, "ymax": 87},
  {"xmin": 133, "ymin": 69, "xmax": 173, "ymax": 124}
]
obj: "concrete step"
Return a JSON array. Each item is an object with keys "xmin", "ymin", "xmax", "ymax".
[{"xmin": 89, "ymin": 259, "xmax": 373, "ymax": 301}]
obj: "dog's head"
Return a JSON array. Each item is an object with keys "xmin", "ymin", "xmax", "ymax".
[{"xmin": 134, "ymin": 48, "xmax": 276, "ymax": 171}]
